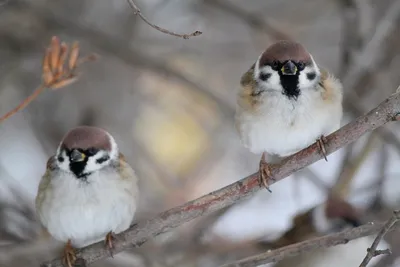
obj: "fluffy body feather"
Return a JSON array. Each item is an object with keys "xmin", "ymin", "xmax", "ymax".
[
  {"xmin": 235, "ymin": 41, "xmax": 343, "ymax": 158},
  {"xmin": 35, "ymin": 126, "xmax": 138, "ymax": 248},
  {"xmin": 236, "ymin": 69, "xmax": 342, "ymax": 156}
]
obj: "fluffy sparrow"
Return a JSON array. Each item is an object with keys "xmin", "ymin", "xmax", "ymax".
[
  {"xmin": 235, "ymin": 40, "xmax": 343, "ymax": 191},
  {"xmin": 258, "ymin": 196, "xmax": 361, "ymax": 250},
  {"xmin": 35, "ymin": 126, "xmax": 139, "ymax": 267},
  {"xmin": 261, "ymin": 198, "xmax": 364, "ymax": 267}
]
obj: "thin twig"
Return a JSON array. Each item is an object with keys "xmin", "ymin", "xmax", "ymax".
[
  {"xmin": 338, "ymin": 0, "xmax": 361, "ymax": 77},
  {"xmin": 126, "ymin": 0, "xmax": 202, "ymax": 39},
  {"xmin": 0, "ymin": 36, "xmax": 96, "ymax": 124},
  {"xmin": 359, "ymin": 210, "xmax": 400, "ymax": 267},
  {"xmin": 40, "ymin": 89, "xmax": 400, "ymax": 267},
  {"xmin": 332, "ymin": 133, "xmax": 378, "ymax": 198},
  {"xmin": 203, "ymin": 0, "xmax": 290, "ymax": 40},
  {"xmin": 341, "ymin": 0, "xmax": 400, "ymax": 152},
  {"xmin": 375, "ymin": 143, "xmax": 388, "ymax": 204},
  {"xmin": 0, "ymin": 85, "xmax": 46, "ymax": 123},
  {"xmin": 220, "ymin": 217, "xmax": 397, "ymax": 267}
]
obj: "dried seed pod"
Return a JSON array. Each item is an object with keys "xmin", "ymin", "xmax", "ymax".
[
  {"xmin": 42, "ymin": 48, "xmax": 53, "ymax": 86},
  {"xmin": 69, "ymin": 42, "xmax": 80, "ymax": 71},
  {"xmin": 50, "ymin": 36, "xmax": 61, "ymax": 72},
  {"xmin": 51, "ymin": 76, "xmax": 78, "ymax": 90},
  {"xmin": 57, "ymin": 43, "xmax": 69, "ymax": 75}
]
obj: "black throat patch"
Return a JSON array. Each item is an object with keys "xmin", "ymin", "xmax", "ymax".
[
  {"xmin": 65, "ymin": 149, "xmax": 92, "ymax": 179},
  {"xmin": 279, "ymin": 74, "xmax": 300, "ymax": 100}
]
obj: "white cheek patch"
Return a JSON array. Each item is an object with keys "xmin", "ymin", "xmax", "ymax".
[
  {"xmin": 257, "ymin": 65, "xmax": 282, "ymax": 92},
  {"xmin": 298, "ymin": 63, "xmax": 320, "ymax": 89},
  {"xmin": 56, "ymin": 150, "xmax": 71, "ymax": 172},
  {"xmin": 84, "ymin": 151, "xmax": 111, "ymax": 173}
]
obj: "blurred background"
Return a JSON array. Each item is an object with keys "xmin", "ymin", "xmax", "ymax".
[{"xmin": 0, "ymin": 0, "xmax": 400, "ymax": 266}]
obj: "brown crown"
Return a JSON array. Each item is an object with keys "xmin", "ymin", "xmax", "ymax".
[
  {"xmin": 259, "ymin": 40, "xmax": 312, "ymax": 67},
  {"xmin": 60, "ymin": 126, "xmax": 112, "ymax": 151},
  {"xmin": 325, "ymin": 196, "xmax": 360, "ymax": 221}
]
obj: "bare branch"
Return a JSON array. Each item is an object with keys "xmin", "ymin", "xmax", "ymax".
[
  {"xmin": 220, "ymin": 217, "xmax": 397, "ymax": 267},
  {"xmin": 331, "ymin": 133, "xmax": 378, "ymax": 198},
  {"xmin": 359, "ymin": 210, "xmax": 400, "ymax": 267},
  {"xmin": 341, "ymin": 0, "xmax": 400, "ymax": 153},
  {"xmin": 203, "ymin": 0, "xmax": 290, "ymax": 40},
  {"xmin": 40, "ymin": 90, "xmax": 400, "ymax": 267},
  {"xmin": 0, "ymin": 36, "xmax": 96, "ymax": 124},
  {"xmin": 126, "ymin": 0, "xmax": 202, "ymax": 39},
  {"xmin": 338, "ymin": 0, "xmax": 361, "ymax": 77}
]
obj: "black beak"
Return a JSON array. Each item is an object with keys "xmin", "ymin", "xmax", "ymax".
[
  {"xmin": 70, "ymin": 149, "xmax": 86, "ymax": 162},
  {"xmin": 281, "ymin": 60, "xmax": 297, "ymax": 75}
]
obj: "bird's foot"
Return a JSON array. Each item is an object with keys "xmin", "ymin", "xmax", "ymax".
[
  {"xmin": 316, "ymin": 135, "xmax": 328, "ymax": 161},
  {"xmin": 258, "ymin": 152, "xmax": 275, "ymax": 192},
  {"xmin": 63, "ymin": 240, "xmax": 77, "ymax": 267},
  {"xmin": 105, "ymin": 231, "xmax": 117, "ymax": 258}
]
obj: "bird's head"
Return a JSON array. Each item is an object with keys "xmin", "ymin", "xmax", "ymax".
[
  {"xmin": 55, "ymin": 126, "xmax": 118, "ymax": 179},
  {"xmin": 253, "ymin": 40, "xmax": 320, "ymax": 99}
]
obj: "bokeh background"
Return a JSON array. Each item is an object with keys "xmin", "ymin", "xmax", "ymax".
[{"xmin": 0, "ymin": 0, "xmax": 400, "ymax": 266}]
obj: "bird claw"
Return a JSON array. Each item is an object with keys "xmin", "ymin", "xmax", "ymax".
[
  {"xmin": 63, "ymin": 240, "xmax": 77, "ymax": 267},
  {"xmin": 258, "ymin": 153, "xmax": 275, "ymax": 192},
  {"xmin": 316, "ymin": 135, "xmax": 328, "ymax": 161},
  {"xmin": 105, "ymin": 231, "xmax": 117, "ymax": 258}
]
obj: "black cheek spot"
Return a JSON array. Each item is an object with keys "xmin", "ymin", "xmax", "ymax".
[
  {"xmin": 96, "ymin": 156, "xmax": 110, "ymax": 164},
  {"xmin": 259, "ymin": 73, "xmax": 271, "ymax": 81},
  {"xmin": 57, "ymin": 156, "xmax": 64, "ymax": 162},
  {"xmin": 307, "ymin": 72, "xmax": 316, "ymax": 80}
]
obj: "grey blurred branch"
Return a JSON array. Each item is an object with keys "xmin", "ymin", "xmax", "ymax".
[
  {"xmin": 203, "ymin": 0, "xmax": 291, "ymax": 40},
  {"xmin": 13, "ymin": 0, "xmax": 234, "ymax": 119},
  {"xmin": 341, "ymin": 0, "xmax": 400, "ymax": 152},
  {"xmin": 126, "ymin": 0, "xmax": 202, "ymax": 39},
  {"xmin": 220, "ymin": 213, "xmax": 399, "ymax": 267},
  {"xmin": 359, "ymin": 210, "xmax": 400, "ymax": 267},
  {"xmin": 41, "ymin": 90, "xmax": 400, "ymax": 267},
  {"xmin": 338, "ymin": 0, "xmax": 361, "ymax": 76},
  {"xmin": 331, "ymin": 133, "xmax": 378, "ymax": 198}
]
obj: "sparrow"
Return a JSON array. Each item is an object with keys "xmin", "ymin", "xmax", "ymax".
[
  {"xmin": 35, "ymin": 126, "xmax": 139, "ymax": 267},
  {"xmin": 235, "ymin": 40, "xmax": 343, "ymax": 191},
  {"xmin": 258, "ymin": 196, "xmax": 361, "ymax": 249},
  {"xmin": 263, "ymin": 198, "xmax": 365, "ymax": 267}
]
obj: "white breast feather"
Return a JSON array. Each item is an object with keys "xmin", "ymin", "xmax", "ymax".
[
  {"xmin": 235, "ymin": 79, "xmax": 342, "ymax": 157},
  {"xmin": 36, "ymin": 166, "xmax": 138, "ymax": 248}
]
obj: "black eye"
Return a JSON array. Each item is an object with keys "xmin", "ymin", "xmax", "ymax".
[
  {"xmin": 86, "ymin": 148, "xmax": 99, "ymax": 156},
  {"xmin": 271, "ymin": 60, "xmax": 279, "ymax": 70},
  {"xmin": 259, "ymin": 73, "xmax": 271, "ymax": 81},
  {"xmin": 307, "ymin": 72, "xmax": 316, "ymax": 80},
  {"xmin": 57, "ymin": 156, "xmax": 64, "ymax": 162},
  {"xmin": 96, "ymin": 155, "xmax": 110, "ymax": 164},
  {"xmin": 297, "ymin": 62, "xmax": 305, "ymax": 70}
]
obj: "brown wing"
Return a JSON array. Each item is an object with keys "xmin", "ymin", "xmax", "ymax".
[
  {"xmin": 117, "ymin": 153, "xmax": 137, "ymax": 181},
  {"xmin": 36, "ymin": 157, "xmax": 56, "ymax": 240},
  {"xmin": 318, "ymin": 67, "xmax": 343, "ymax": 104},
  {"xmin": 237, "ymin": 63, "xmax": 264, "ymax": 112},
  {"xmin": 46, "ymin": 155, "xmax": 57, "ymax": 171},
  {"xmin": 116, "ymin": 153, "xmax": 139, "ymax": 203},
  {"xmin": 240, "ymin": 63, "xmax": 255, "ymax": 87},
  {"xmin": 35, "ymin": 156, "xmax": 55, "ymax": 214}
]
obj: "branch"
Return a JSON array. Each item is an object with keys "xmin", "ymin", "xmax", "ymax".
[
  {"xmin": 331, "ymin": 133, "xmax": 378, "ymax": 198},
  {"xmin": 0, "ymin": 36, "xmax": 96, "ymax": 124},
  {"xmin": 203, "ymin": 0, "xmax": 291, "ymax": 40},
  {"xmin": 41, "ymin": 90, "xmax": 400, "ymax": 267},
  {"xmin": 359, "ymin": 210, "xmax": 400, "ymax": 267},
  {"xmin": 338, "ymin": 0, "xmax": 361, "ymax": 77},
  {"xmin": 220, "ymin": 217, "xmax": 398, "ymax": 267},
  {"xmin": 126, "ymin": 0, "xmax": 202, "ymax": 39}
]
